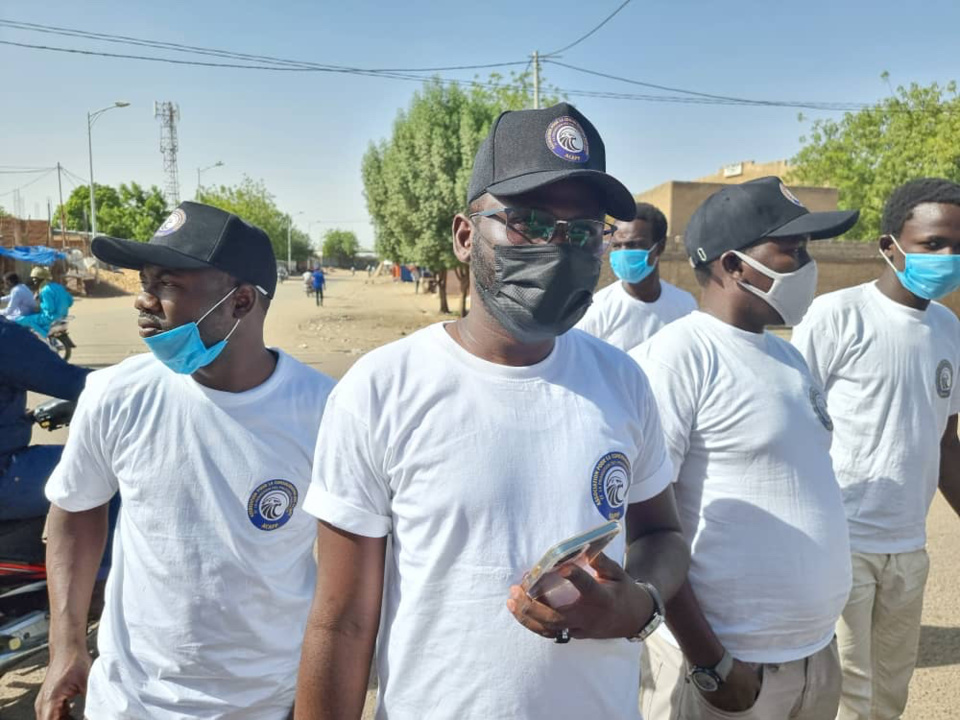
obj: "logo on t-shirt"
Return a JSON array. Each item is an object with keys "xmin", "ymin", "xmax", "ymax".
[
  {"xmin": 247, "ymin": 479, "xmax": 298, "ymax": 531},
  {"xmin": 809, "ymin": 386, "xmax": 833, "ymax": 432},
  {"xmin": 936, "ymin": 359, "xmax": 954, "ymax": 399},
  {"xmin": 591, "ymin": 451, "xmax": 630, "ymax": 520}
]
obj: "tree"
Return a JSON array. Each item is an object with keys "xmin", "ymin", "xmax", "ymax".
[
  {"xmin": 361, "ymin": 70, "xmax": 559, "ymax": 314},
  {"xmin": 322, "ymin": 229, "xmax": 360, "ymax": 267},
  {"xmin": 198, "ymin": 177, "xmax": 312, "ymax": 264},
  {"xmin": 791, "ymin": 78, "xmax": 960, "ymax": 238},
  {"xmin": 54, "ymin": 182, "xmax": 167, "ymax": 241}
]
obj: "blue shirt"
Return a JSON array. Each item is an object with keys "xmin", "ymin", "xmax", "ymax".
[
  {"xmin": 0, "ymin": 283, "xmax": 38, "ymax": 319},
  {"xmin": 0, "ymin": 317, "xmax": 89, "ymax": 457},
  {"xmin": 311, "ymin": 271, "xmax": 326, "ymax": 290}
]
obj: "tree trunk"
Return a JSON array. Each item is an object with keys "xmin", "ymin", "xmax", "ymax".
[
  {"xmin": 437, "ymin": 269, "xmax": 450, "ymax": 314},
  {"xmin": 454, "ymin": 264, "xmax": 470, "ymax": 317}
]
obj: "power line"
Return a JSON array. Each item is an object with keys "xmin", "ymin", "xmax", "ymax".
[
  {"xmin": 544, "ymin": 0, "xmax": 632, "ymax": 57},
  {"xmin": 0, "ymin": 168, "xmax": 56, "ymax": 197},
  {"xmin": 0, "ymin": 19, "xmax": 529, "ymax": 74},
  {"xmin": 547, "ymin": 60, "xmax": 868, "ymax": 111},
  {"xmin": 0, "ymin": 167, "xmax": 56, "ymax": 174}
]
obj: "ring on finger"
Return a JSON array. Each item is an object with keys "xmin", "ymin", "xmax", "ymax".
[{"xmin": 554, "ymin": 628, "xmax": 571, "ymax": 644}]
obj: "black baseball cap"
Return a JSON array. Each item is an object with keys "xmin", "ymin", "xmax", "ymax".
[
  {"xmin": 92, "ymin": 201, "xmax": 278, "ymax": 298},
  {"xmin": 685, "ymin": 176, "xmax": 860, "ymax": 266},
  {"xmin": 467, "ymin": 102, "xmax": 636, "ymax": 220}
]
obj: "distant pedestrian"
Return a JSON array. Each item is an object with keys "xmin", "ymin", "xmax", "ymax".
[
  {"xmin": 0, "ymin": 272, "xmax": 38, "ymax": 319},
  {"xmin": 411, "ymin": 266, "xmax": 422, "ymax": 294},
  {"xmin": 311, "ymin": 267, "xmax": 326, "ymax": 306}
]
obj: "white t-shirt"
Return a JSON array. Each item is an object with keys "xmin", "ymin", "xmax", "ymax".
[
  {"xmin": 631, "ymin": 312, "xmax": 852, "ymax": 664},
  {"xmin": 46, "ymin": 351, "xmax": 335, "ymax": 719},
  {"xmin": 575, "ymin": 280, "xmax": 697, "ymax": 352},
  {"xmin": 791, "ymin": 282, "xmax": 960, "ymax": 554},
  {"xmin": 304, "ymin": 323, "xmax": 673, "ymax": 720}
]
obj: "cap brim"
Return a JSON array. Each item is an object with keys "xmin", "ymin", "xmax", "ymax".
[
  {"xmin": 486, "ymin": 169, "xmax": 637, "ymax": 221},
  {"xmin": 768, "ymin": 209, "xmax": 860, "ymax": 240},
  {"xmin": 92, "ymin": 236, "xmax": 212, "ymax": 271}
]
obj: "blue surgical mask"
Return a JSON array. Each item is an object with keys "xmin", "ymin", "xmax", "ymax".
[
  {"xmin": 881, "ymin": 236, "xmax": 960, "ymax": 300},
  {"xmin": 142, "ymin": 287, "xmax": 240, "ymax": 374},
  {"xmin": 610, "ymin": 249, "xmax": 656, "ymax": 284}
]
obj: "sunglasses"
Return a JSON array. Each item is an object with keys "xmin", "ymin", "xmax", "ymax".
[{"xmin": 470, "ymin": 207, "xmax": 614, "ymax": 257}]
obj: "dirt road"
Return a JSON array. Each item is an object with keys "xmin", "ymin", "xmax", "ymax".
[{"xmin": 2, "ymin": 274, "xmax": 957, "ymax": 718}]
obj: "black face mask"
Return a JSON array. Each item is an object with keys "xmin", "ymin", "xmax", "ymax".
[{"xmin": 472, "ymin": 235, "xmax": 601, "ymax": 343}]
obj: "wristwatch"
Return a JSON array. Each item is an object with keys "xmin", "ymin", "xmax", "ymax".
[
  {"xmin": 627, "ymin": 581, "xmax": 664, "ymax": 643},
  {"xmin": 688, "ymin": 649, "xmax": 734, "ymax": 692}
]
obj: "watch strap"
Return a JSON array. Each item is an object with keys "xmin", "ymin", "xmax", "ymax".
[{"xmin": 627, "ymin": 581, "xmax": 664, "ymax": 643}]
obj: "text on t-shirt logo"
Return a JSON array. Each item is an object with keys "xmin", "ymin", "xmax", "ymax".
[
  {"xmin": 591, "ymin": 451, "xmax": 630, "ymax": 520},
  {"xmin": 247, "ymin": 479, "xmax": 299, "ymax": 531},
  {"xmin": 936, "ymin": 359, "xmax": 954, "ymax": 399},
  {"xmin": 808, "ymin": 386, "xmax": 834, "ymax": 432}
]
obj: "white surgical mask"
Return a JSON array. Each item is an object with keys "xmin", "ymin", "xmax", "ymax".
[{"xmin": 731, "ymin": 251, "xmax": 818, "ymax": 326}]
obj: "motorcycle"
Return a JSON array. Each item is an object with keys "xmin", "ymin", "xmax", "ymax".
[
  {"xmin": 0, "ymin": 398, "xmax": 77, "ymax": 676},
  {"xmin": 47, "ymin": 315, "xmax": 76, "ymax": 361}
]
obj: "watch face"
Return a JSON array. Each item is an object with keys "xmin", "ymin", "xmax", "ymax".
[{"xmin": 691, "ymin": 670, "xmax": 720, "ymax": 693}]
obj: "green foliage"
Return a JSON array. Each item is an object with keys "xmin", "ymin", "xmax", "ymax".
[
  {"xmin": 360, "ymin": 70, "xmax": 560, "ymax": 312},
  {"xmin": 791, "ymin": 79, "xmax": 960, "ymax": 238},
  {"xmin": 198, "ymin": 176, "xmax": 312, "ymax": 262},
  {"xmin": 322, "ymin": 229, "xmax": 360, "ymax": 267},
  {"xmin": 54, "ymin": 183, "xmax": 168, "ymax": 241}
]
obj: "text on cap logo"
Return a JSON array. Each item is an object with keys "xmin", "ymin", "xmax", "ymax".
[
  {"xmin": 155, "ymin": 208, "xmax": 187, "ymax": 237},
  {"xmin": 545, "ymin": 116, "xmax": 590, "ymax": 163},
  {"xmin": 779, "ymin": 183, "xmax": 805, "ymax": 208}
]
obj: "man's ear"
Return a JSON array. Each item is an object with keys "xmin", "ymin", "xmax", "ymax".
[
  {"xmin": 452, "ymin": 213, "xmax": 474, "ymax": 264},
  {"xmin": 650, "ymin": 240, "xmax": 667, "ymax": 261},
  {"xmin": 232, "ymin": 285, "xmax": 259, "ymax": 319},
  {"xmin": 719, "ymin": 251, "xmax": 744, "ymax": 280},
  {"xmin": 878, "ymin": 234, "xmax": 895, "ymax": 257}
]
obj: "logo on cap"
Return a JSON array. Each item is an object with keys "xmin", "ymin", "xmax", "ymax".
[
  {"xmin": 545, "ymin": 116, "xmax": 589, "ymax": 164},
  {"xmin": 247, "ymin": 479, "xmax": 298, "ymax": 531},
  {"xmin": 591, "ymin": 451, "xmax": 630, "ymax": 520},
  {"xmin": 779, "ymin": 183, "xmax": 805, "ymax": 208},
  {"xmin": 809, "ymin": 386, "xmax": 833, "ymax": 431},
  {"xmin": 936, "ymin": 359, "xmax": 953, "ymax": 399},
  {"xmin": 155, "ymin": 208, "xmax": 187, "ymax": 237}
]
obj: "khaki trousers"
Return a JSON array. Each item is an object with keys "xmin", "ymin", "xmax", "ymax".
[
  {"xmin": 640, "ymin": 632, "xmax": 841, "ymax": 720},
  {"xmin": 835, "ymin": 549, "xmax": 930, "ymax": 720}
]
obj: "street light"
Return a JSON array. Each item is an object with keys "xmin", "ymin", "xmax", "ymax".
[
  {"xmin": 87, "ymin": 101, "xmax": 130, "ymax": 241},
  {"xmin": 196, "ymin": 161, "xmax": 224, "ymax": 198},
  {"xmin": 287, "ymin": 211, "xmax": 305, "ymax": 272}
]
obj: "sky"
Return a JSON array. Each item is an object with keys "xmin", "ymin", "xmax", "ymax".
[{"xmin": 3, "ymin": 0, "xmax": 960, "ymax": 250}]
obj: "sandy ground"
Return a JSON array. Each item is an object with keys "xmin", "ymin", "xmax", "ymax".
[{"xmin": 2, "ymin": 273, "xmax": 958, "ymax": 718}]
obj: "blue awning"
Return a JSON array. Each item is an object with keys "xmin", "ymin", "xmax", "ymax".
[{"xmin": 0, "ymin": 245, "xmax": 67, "ymax": 266}]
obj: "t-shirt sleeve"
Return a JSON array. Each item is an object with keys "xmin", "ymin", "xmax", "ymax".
[
  {"xmin": 630, "ymin": 344, "xmax": 696, "ymax": 488},
  {"xmin": 790, "ymin": 305, "xmax": 837, "ymax": 390},
  {"xmin": 625, "ymin": 365, "xmax": 674, "ymax": 504},
  {"xmin": 302, "ymin": 393, "xmax": 392, "ymax": 538},
  {"xmin": 45, "ymin": 374, "xmax": 119, "ymax": 512}
]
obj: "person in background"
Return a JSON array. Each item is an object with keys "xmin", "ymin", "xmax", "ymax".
[
  {"xmin": 791, "ymin": 177, "xmax": 960, "ymax": 720},
  {"xmin": 15, "ymin": 266, "xmax": 72, "ymax": 338},
  {"xmin": 411, "ymin": 266, "xmax": 422, "ymax": 294},
  {"xmin": 295, "ymin": 102, "xmax": 689, "ymax": 720},
  {"xmin": 1, "ymin": 271, "xmax": 39, "ymax": 319},
  {"xmin": 633, "ymin": 177, "xmax": 860, "ymax": 720},
  {"xmin": 311, "ymin": 266, "xmax": 326, "ymax": 306},
  {"xmin": 576, "ymin": 202, "xmax": 696, "ymax": 351}
]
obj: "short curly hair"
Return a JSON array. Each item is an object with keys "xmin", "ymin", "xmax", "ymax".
[
  {"xmin": 632, "ymin": 202, "xmax": 668, "ymax": 244},
  {"xmin": 881, "ymin": 178, "xmax": 960, "ymax": 236}
]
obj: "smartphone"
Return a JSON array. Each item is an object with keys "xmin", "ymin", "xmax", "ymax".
[{"xmin": 521, "ymin": 520, "xmax": 621, "ymax": 608}]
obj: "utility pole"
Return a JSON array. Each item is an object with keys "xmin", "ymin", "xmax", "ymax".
[
  {"xmin": 532, "ymin": 50, "xmax": 540, "ymax": 110},
  {"xmin": 56, "ymin": 162, "xmax": 67, "ymax": 246}
]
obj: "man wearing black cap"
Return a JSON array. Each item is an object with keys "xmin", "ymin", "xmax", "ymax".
[
  {"xmin": 295, "ymin": 103, "xmax": 689, "ymax": 720},
  {"xmin": 37, "ymin": 202, "xmax": 335, "ymax": 719},
  {"xmin": 631, "ymin": 178, "xmax": 858, "ymax": 719}
]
